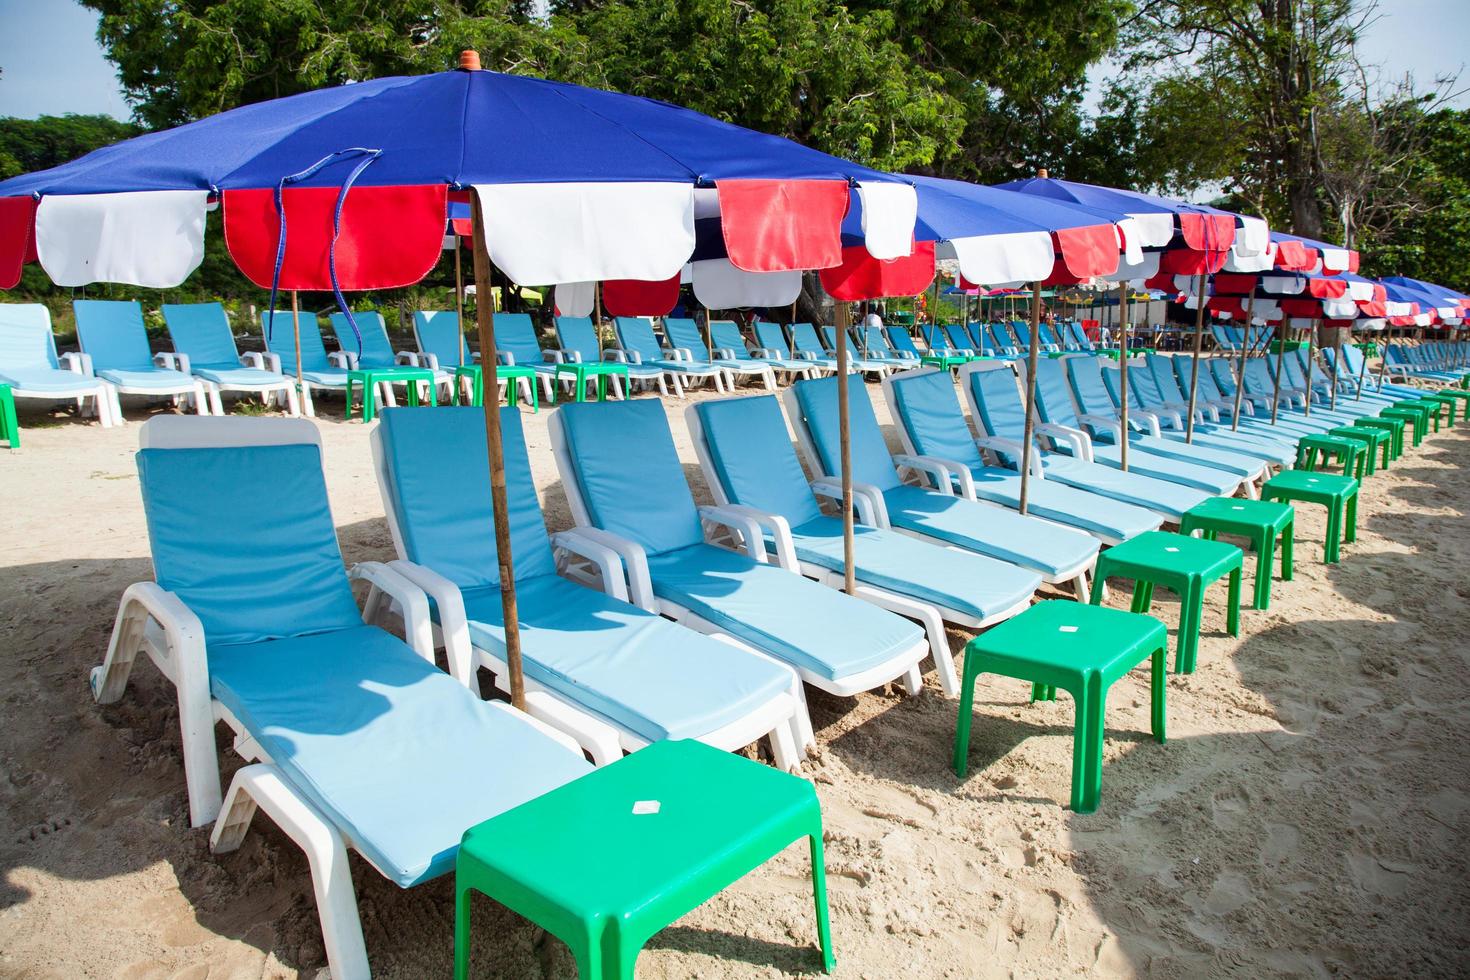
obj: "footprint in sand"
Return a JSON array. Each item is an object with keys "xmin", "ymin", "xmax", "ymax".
[
  {"xmin": 1261, "ymin": 822, "xmax": 1299, "ymax": 865},
  {"xmin": 1203, "ymin": 870, "xmax": 1254, "ymax": 915},
  {"xmin": 1346, "ymin": 852, "xmax": 1417, "ymax": 897}
]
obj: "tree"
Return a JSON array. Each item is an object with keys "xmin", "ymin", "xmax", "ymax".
[{"xmin": 0, "ymin": 114, "xmax": 141, "ymax": 180}]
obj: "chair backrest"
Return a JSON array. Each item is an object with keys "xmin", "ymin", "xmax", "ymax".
[
  {"xmin": 0, "ymin": 303, "xmax": 61, "ymax": 372},
  {"xmin": 818, "ymin": 325, "xmax": 840, "ymax": 353},
  {"xmin": 413, "ymin": 311, "xmax": 468, "ymax": 367},
  {"xmin": 74, "ymin": 300, "xmax": 156, "ymax": 370},
  {"xmin": 1063, "ymin": 354, "xmax": 1117, "ymax": 416},
  {"xmin": 788, "ymin": 322, "xmax": 826, "ymax": 356},
  {"xmin": 885, "ymin": 326, "xmax": 920, "ymax": 357},
  {"xmin": 1037, "ymin": 322, "xmax": 1058, "ymax": 347},
  {"xmin": 1006, "ymin": 321, "xmax": 1030, "ymax": 348},
  {"xmin": 1068, "ymin": 322, "xmax": 1093, "ymax": 349},
  {"xmin": 556, "ymin": 400, "xmax": 705, "ymax": 557},
  {"xmin": 789, "ymin": 376, "xmax": 902, "ymax": 492},
  {"xmin": 1242, "ymin": 358, "xmax": 1277, "ymax": 393},
  {"xmin": 753, "ymin": 321, "xmax": 794, "ymax": 357},
  {"xmin": 1100, "ymin": 361, "xmax": 1147, "ymax": 410},
  {"xmin": 966, "ymin": 365, "xmax": 1027, "ymax": 440},
  {"xmin": 613, "ymin": 316, "xmax": 667, "ymax": 361},
  {"xmin": 1127, "ymin": 355, "xmax": 1169, "ymax": 406},
  {"xmin": 328, "ymin": 311, "xmax": 393, "ymax": 367},
  {"xmin": 943, "ymin": 324, "xmax": 972, "ymax": 352},
  {"xmin": 886, "ymin": 369, "xmax": 985, "ymax": 471},
  {"xmin": 261, "ymin": 310, "xmax": 332, "ymax": 372},
  {"xmin": 136, "ymin": 425, "xmax": 363, "ymax": 647},
  {"xmin": 987, "ymin": 323, "xmax": 1013, "ymax": 351},
  {"xmin": 1030, "ymin": 358, "xmax": 1084, "ymax": 427},
  {"xmin": 662, "ymin": 317, "xmax": 710, "ymax": 358},
  {"xmin": 376, "ymin": 406, "xmax": 557, "ymax": 588},
  {"xmin": 1187, "ymin": 356, "xmax": 1227, "ymax": 402},
  {"xmin": 554, "ymin": 316, "xmax": 603, "ymax": 362},
  {"xmin": 492, "ymin": 313, "xmax": 546, "ymax": 366},
  {"xmin": 694, "ymin": 395, "xmax": 824, "ymax": 525},
  {"xmin": 1210, "ymin": 358, "xmax": 1240, "ymax": 395},
  {"xmin": 710, "ymin": 320, "xmax": 753, "ymax": 360},
  {"xmin": 1146, "ymin": 353, "xmax": 1188, "ymax": 401},
  {"xmin": 1210, "ymin": 324, "xmax": 1231, "ymax": 348},
  {"xmin": 162, "ymin": 303, "xmax": 240, "ymax": 367}
]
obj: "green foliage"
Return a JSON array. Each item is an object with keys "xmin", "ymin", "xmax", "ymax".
[{"xmin": 0, "ymin": 114, "xmax": 141, "ymax": 179}]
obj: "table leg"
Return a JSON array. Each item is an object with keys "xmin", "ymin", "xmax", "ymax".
[
  {"xmin": 952, "ymin": 656, "xmax": 980, "ymax": 778},
  {"xmin": 1, "ymin": 389, "xmax": 17, "ymax": 448},
  {"xmin": 1254, "ymin": 530, "xmax": 1274, "ymax": 609},
  {"xmin": 1150, "ymin": 646, "xmax": 1167, "ymax": 743},
  {"xmin": 1281, "ymin": 521, "xmax": 1294, "ymax": 581},
  {"xmin": 1324, "ymin": 505, "xmax": 1341, "ymax": 564},
  {"xmin": 362, "ymin": 379, "xmax": 378, "ymax": 423},
  {"xmin": 454, "ymin": 883, "xmax": 474, "ymax": 980},
  {"xmin": 1088, "ymin": 568, "xmax": 1108, "ymax": 605},
  {"xmin": 1071, "ymin": 674, "xmax": 1106, "ymax": 813},
  {"xmin": 1176, "ymin": 582, "xmax": 1200, "ymax": 673},
  {"xmin": 809, "ymin": 833, "xmax": 837, "ymax": 974},
  {"xmin": 425, "ymin": 378, "xmax": 437, "ymax": 407},
  {"xmin": 1345, "ymin": 491, "xmax": 1358, "ymax": 544},
  {"xmin": 345, "ymin": 377, "xmax": 357, "ymax": 421},
  {"xmin": 405, "ymin": 380, "xmax": 419, "ymax": 408},
  {"xmin": 1226, "ymin": 566, "xmax": 1241, "ymax": 637},
  {"xmin": 1129, "ymin": 580, "xmax": 1154, "ymax": 615}
]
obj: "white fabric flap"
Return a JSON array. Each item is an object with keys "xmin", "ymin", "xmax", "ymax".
[
  {"xmin": 1234, "ymin": 216, "xmax": 1270, "ymax": 256},
  {"xmin": 856, "ymin": 181, "xmax": 917, "ymax": 260},
  {"xmin": 1224, "ymin": 240, "xmax": 1276, "ymax": 273},
  {"xmin": 555, "ymin": 281, "xmax": 595, "ymax": 318},
  {"xmin": 1127, "ymin": 211, "xmax": 1176, "ymax": 248},
  {"xmin": 1322, "ymin": 296, "xmax": 1357, "ymax": 318},
  {"xmin": 690, "ymin": 258, "xmax": 801, "ymax": 308},
  {"xmin": 37, "ymin": 190, "xmax": 208, "ymax": 288},
  {"xmin": 1099, "ymin": 249, "xmax": 1158, "ymax": 286},
  {"xmin": 475, "ymin": 182, "xmax": 694, "ymax": 285},
  {"xmin": 949, "ymin": 231, "xmax": 1054, "ymax": 286}
]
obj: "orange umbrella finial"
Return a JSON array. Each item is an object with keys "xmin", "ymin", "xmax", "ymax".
[
  {"xmin": 459, "ymin": 50, "xmax": 482, "ymax": 71},
  {"xmin": 1037, "ymin": 167, "xmax": 1049, "ymax": 179}
]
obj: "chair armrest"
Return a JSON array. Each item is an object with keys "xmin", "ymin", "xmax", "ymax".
[
  {"xmin": 1036, "ymin": 421, "xmax": 1094, "ymax": 463},
  {"xmin": 240, "ymin": 352, "xmax": 267, "ymax": 370},
  {"xmin": 550, "ymin": 529, "xmax": 629, "ymax": 603},
  {"xmin": 792, "ymin": 351, "xmax": 819, "ymax": 361},
  {"xmin": 711, "ymin": 348, "xmax": 738, "ymax": 361},
  {"xmin": 498, "ymin": 351, "xmax": 517, "ymax": 366},
  {"xmin": 669, "ymin": 347, "xmax": 695, "ymax": 362},
  {"xmin": 704, "ymin": 503, "xmax": 802, "ymax": 569},
  {"xmin": 809, "ymin": 478, "xmax": 884, "ymax": 528},
  {"xmin": 384, "ymin": 559, "xmax": 474, "ymax": 685},
  {"xmin": 60, "ymin": 351, "xmax": 94, "ymax": 376},
  {"xmin": 899, "ymin": 453, "xmax": 976, "ymax": 499},
  {"xmin": 891, "ymin": 453, "xmax": 957, "ymax": 495},
  {"xmin": 419, "ymin": 352, "xmax": 442, "ymax": 371},
  {"xmin": 542, "ymin": 350, "xmax": 562, "ymax": 364},
  {"xmin": 561, "ymin": 526, "xmax": 657, "ymax": 613},
  {"xmin": 349, "ymin": 561, "xmax": 434, "ymax": 666},
  {"xmin": 752, "ymin": 347, "xmax": 779, "ymax": 359},
  {"xmin": 974, "ymin": 435, "xmax": 1045, "ymax": 478},
  {"xmin": 697, "ymin": 504, "xmax": 769, "ymax": 563},
  {"xmin": 555, "ymin": 348, "xmax": 582, "ymax": 364},
  {"xmin": 1126, "ymin": 409, "xmax": 1165, "ymax": 437},
  {"xmin": 395, "ymin": 351, "xmax": 419, "ymax": 365},
  {"xmin": 156, "ymin": 351, "xmax": 190, "ymax": 373},
  {"xmin": 328, "ymin": 351, "xmax": 355, "ymax": 370},
  {"xmin": 1078, "ymin": 413, "xmax": 1124, "ymax": 444},
  {"xmin": 262, "ymin": 352, "xmax": 284, "ymax": 374},
  {"xmin": 487, "ymin": 697, "xmax": 592, "ymax": 760}
]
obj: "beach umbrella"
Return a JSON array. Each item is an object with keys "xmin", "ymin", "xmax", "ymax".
[
  {"xmin": 0, "ymin": 51, "xmax": 919, "ymax": 707},
  {"xmin": 826, "ymin": 172, "xmax": 1129, "ymax": 513}
]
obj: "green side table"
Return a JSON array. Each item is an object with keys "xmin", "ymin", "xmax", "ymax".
[
  {"xmin": 0, "ymin": 383, "xmax": 17, "ymax": 449},
  {"xmin": 1415, "ymin": 391, "xmax": 1461, "ymax": 426},
  {"xmin": 921, "ymin": 354, "xmax": 969, "ymax": 371},
  {"xmin": 1087, "ymin": 530, "xmax": 1242, "ymax": 674},
  {"xmin": 1296, "ymin": 433, "xmax": 1365, "ymax": 480},
  {"xmin": 953, "ymin": 600, "xmax": 1168, "ymax": 813},
  {"xmin": 1327, "ymin": 426, "xmax": 1388, "ymax": 474},
  {"xmin": 454, "ymin": 740, "xmax": 834, "ymax": 980},
  {"xmin": 1352, "ymin": 416, "xmax": 1405, "ymax": 460},
  {"xmin": 1262, "ymin": 470, "xmax": 1358, "ymax": 564},
  {"xmin": 345, "ymin": 365, "xmax": 437, "ymax": 422},
  {"xmin": 1379, "ymin": 403, "xmax": 1430, "ymax": 446},
  {"xmin": 454, "ymin": 364, "xmax": 541, "ymax": 411},
  {"xmin": 554, "ymin": 362, "xmax": 630, "ymax": 402},
  {"xmin": 1179, "ymin": 498, "xmax": 1294, "ymax": 610}
]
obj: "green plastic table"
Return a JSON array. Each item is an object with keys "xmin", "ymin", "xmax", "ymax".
[
  {"xmin": 455, "ymin": 739, "xmax": 834, "ymax": 980},
  {"xmin": 1378, "ymin": 404, "xmax": 1428, "ymax": 446},
  {"xmin": 1415, "ymin": 391, "xmax": 1461, "ymax": 426},
  {"xmin": 0, "ymin": 383, "xmax": 16, "ymax": 448},
  {"xmin": 453, "ymin": 363, "xmax": 541, "ymax": 411},
  {"xmin": 953, "ymin": 600, "xmax": 1168, "ymax": 813},
  {"xmin": 1179, "ymin": 498, "xmax": 1293, "ymax": 610},
  {"xmin": 1262, "ymin": 470, "xmax": 1358, "ymax": 564},
  {"xmin": 554, "ymin": 362, "xmax": 629, "ymax": 402},
  {"xmin": 345, "ymin": 365, "xmax": 437, "ymax": 422},
  {"xmin": 921, "ymin": 353, "xmax": 969, "ymax": 371},
  {"xmin": 1327, "ymin": 426, "xmax": 1389, "ymax": 474},
  {"xmin": 1087, "ymin": 530, "xmax": 1242, "ymax": 674},
  {"xmin": 1296, "ymin": 433, "xmax": 1365, "ymax": 480},
  {"xmin": 1352, "ymin": 416, "xmax": 1405, "ymax": 459}
]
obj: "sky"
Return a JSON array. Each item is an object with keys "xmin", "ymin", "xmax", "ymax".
[{"xmin": 0, "ymin": 0, "xmax": 1466, "ymax": 123}]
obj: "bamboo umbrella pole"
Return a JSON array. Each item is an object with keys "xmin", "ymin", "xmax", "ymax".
[
  {"xmin": 454, "ymin": 237, "xmax": 467, "ymax": 366},
  {"xmin": 1183, "ymin": 272, "xmax": 1208, "ymax": 443},
  {"xmin": 1302, "ymin": 320, "xmax": 1316, "ymax": 418},
  {"xmin": 1330, "ymin": 322, "xmax": 1343, "ymax": 411},
  {"xmin": 1269, "ymin": 318, "xmax": 1288, "ymax": 423},
  {"xmin": 704, "ymin": 305, "xmax": 714, "ymax": 362},
  {"xmin": 1117, "ymin": 281, "xmax": 1130, "ymax": 471},
  {"xmin": 834, "ymin": 300, "xmax": 855, "ymax": 594},
  {"xmin": 470, "ymin": 193, "xmax": 525, "ymax": 712},
  {"xmin": 1017, "ymin": 283, "xmax": 1042, "ymax": 515},
  {"xmin": 1231, "ymin": 294, "xmax": 1255, "ymax": 431},
  {"xmin": 290, "ymin": 290, "xmax": 305, "ymax": 397}
]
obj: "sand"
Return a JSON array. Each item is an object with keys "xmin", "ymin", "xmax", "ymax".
[{"xmin": 2, "ymin": 385, "xmax": 1468, "ymax": 979}]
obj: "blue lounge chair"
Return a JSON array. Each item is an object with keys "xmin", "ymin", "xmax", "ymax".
[
  {"xmin": 759, "ymin": 321, "xmax": 836, "ymax": 373},
  {"xmin": 779, "ymin": 377, "xmax": 1100, "ymax": 594},
  {"xmin": 688, "ymin": 393, "xmax": 1043, "ymax": 695},
  {"xmin": 613, "ymin": 316, "xmax": 729, "ymax": 393},
  {"xmin": 959, "ymin": 361, "xmax": 1212, "ymax": 521},
  {"xmin": 885, "ymin": 326, "xmax": 941, "ymax": 363},
  {"xmin": 162, "ymin": 302, "xmax": 300, "ymax": 415},
  {"xmin": 1325, "ymin": 345, "xmax": 1424, "ymax": 401},
  {"xmin": 0, "ymin": 302, "xmax": 119, "ymax": 426},
  {"xmin": 665, "ymin": 317, "xmax": 772, "ymax": 389},
  {"xmin": 260, "ymin": 310, "xmax": 351, "ymax": 416},
  {"xmin": 91, "ymin": 415, "xmax": 592, "ymax": 979},
  {"xmin": 1143, "ymin": 355, "xmax": 1300, "ymax": 459},
  {"xmin": 329, "ymin": 310, "xmax": 446, "ymax": 405},
  {"xmin": 1022, "ymin": 357, "xmax": 1254, "ymax": 494},
  {"xmin": 817, "ymin": 324, "xmax": 893, "ymax": 375},
  {"xmin": 550, "ymin": 316, "xmax": 648, "ymax": 397},
  {"xmin": 549, "ymin": 399, "xmax": 931, "ymax": 698},
  {"xmin": 851, "ymin": 324, "xmax": 915, "ymax": 370},
  {"xmin": 1203, "ymin": 358, "xmax": 1333, "ymax": 435},
  {"xmin": 411, "ymin": 310, "xmax": 472, "ymax": 370},
  {"xmin": 986, "ymin": 322, "xmax": 1019, "ymax": 356},
  {"xmin": 74, "ymin": 300, "xmax": 209, "ymax": 415},
  {"xmin": 712, "ymin": 319, "xmax": 815, "ymax": 383},
  {"xmin": 471, "ymin": 311, "xmax": 558, "ymax": 403},
  {"xmin": 371, "ymin": 406, "xmax": 805, "ymax": 765},
  {"xmin": 940, "ymin": 323, "xmax": 980, "ymax": 357}
]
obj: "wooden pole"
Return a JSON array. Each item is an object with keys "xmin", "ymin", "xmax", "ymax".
[
  {"xmin": 1017, "ymin": 283, "xmax": 1042, "ymax": 515},
  {"xmin": 1117, "ymin": 281, "xmax": 1130, "ymax": 471},
  {"xmin": 704, "ymin": 306, "xmax": 714, "ymax": 362},
  {"xmin": 1183, "ymin": 272, "xmax": 1207, "ymax": 443},
  {"xmin": 834, "ymin": 300, "xmax": 855, "ymax": 595},
  {"xmin": 1329, "ymin": 322, "xmax": 1343, "ymax": 410},
  {"xmin": 1302, "ymin": 319, "xmax": 1316, "ymax": 418},
  {"xmin": 290, "ymin": 290, "xmax": 305, "ymax": 397},
  {"xmin": 1231, "ymin": 294, "xmax": 1254, "ymax": 431},
  {"xmin": 1269, "ymin": 319, "xmax": 1287, "ymax": 423},
  {"xmin": 470, "ymin": 193, "xmax": 526, "ymax": 712},
  {"xmin": 454, "ymin": 237, "xmax": 467, "ymax": 366}
]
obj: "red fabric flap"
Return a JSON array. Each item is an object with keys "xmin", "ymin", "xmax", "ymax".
[
  {"xmin": 1158, "ymin": 247, "xmax": 1230, "ymax": 276},
  {"xmin": 1280, "ymin": 298, "xmax": 1325, "ymax": 317},
  {"xmin": 224, "ymin": 184, "xmax": 448, "ymax": 290},
  {"xmin": 1305, "ymin": 277, "xmax": 1346, "ymax": 299},
  {"xmin": 0, "ymin": 196, "xmax": 38, "ymax": 290},
  {"xmin": 1178, "ymin": 213, "xmax": 1236, "ymax": 252},
  {"xmin": 1213, "ymin": 273, "xmax": 1257, "ymax": 295},
  {"xmin": 602, "ymin": 273, "xmax": 681, "ymax": 316},
  {"xmin": 1273, "ymin": 240, "xmax": 1315, "ymax": 271},
  {"xmin": 718, "ymin": 179, "xmax": 849, "ymax": 273},
  {"xmin": 819, "ymin": 241, "xmax": 935, "ymax": 301},
  {"xmin": 1053, "ymin": 224, "xmax": 1119, "ymax": 278}
]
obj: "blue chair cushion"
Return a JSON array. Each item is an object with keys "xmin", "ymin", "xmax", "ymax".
[
  {"xmin": 328, "ymin": 311, "xmax": 394, "ymax": 367},
  {"xmin": 137, "ymin": 444, "xmax": 368, "ymax": 647},
  {"xmin": 163, "ymin": 303, "xmax": 241, "ymax": 366},
  {"xmin": 879, "ymin": 485, "xmax": 1097, "ymax": 578},
  {"xmin": 98, "ymin": 366, "xmax": 199, "ymax": 391},
  {"xmin": 787, "ymin": 515, "xmax": 1040, "ymax": 620},
  {"xmin": 961, "ymin": 467, "xmax": 1161, "ymax": 542},
  {"xmin": 459, "ymin": 572, "xmax": 793, "ymax": 743},
  {"xmin": 262, "ymin": 311, "xmax": 335, "ymax": 373},
  {"xmin": 1037, "ymin": 453, "xmax": 1209, "ymax": 520},
  {"xmin": 190, "ymin": 363, "xmax": 292, "ymax": 387},
  {"xmin": 74, "ymin": 300, "xmax": 156, "ymax": 370},
  {"xmin": 790, "ymin": 377, "xmax": 902, "ymax": 491},
  {"xmin": 887, "ymin": 369, "xmax": 986, "ymax": 471},
  {"xmin": 644, "ymin": 543, "xmax": 923, "ymax": 682},
  {"xmin": 207, "ymin": 624, "xmax": 590, "ymax": 887},
  {"xmin": 0, "ymin": 366, "xmax": 102, "ymax": 393},
  {"xmin": 696, "ymin": 395, "xmax": 824, "ymax": 527}
]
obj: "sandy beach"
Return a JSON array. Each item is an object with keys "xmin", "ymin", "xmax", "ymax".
[{"xmin": 2, "ymin": 384, "xmax": 1468, "ymax": 979}]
